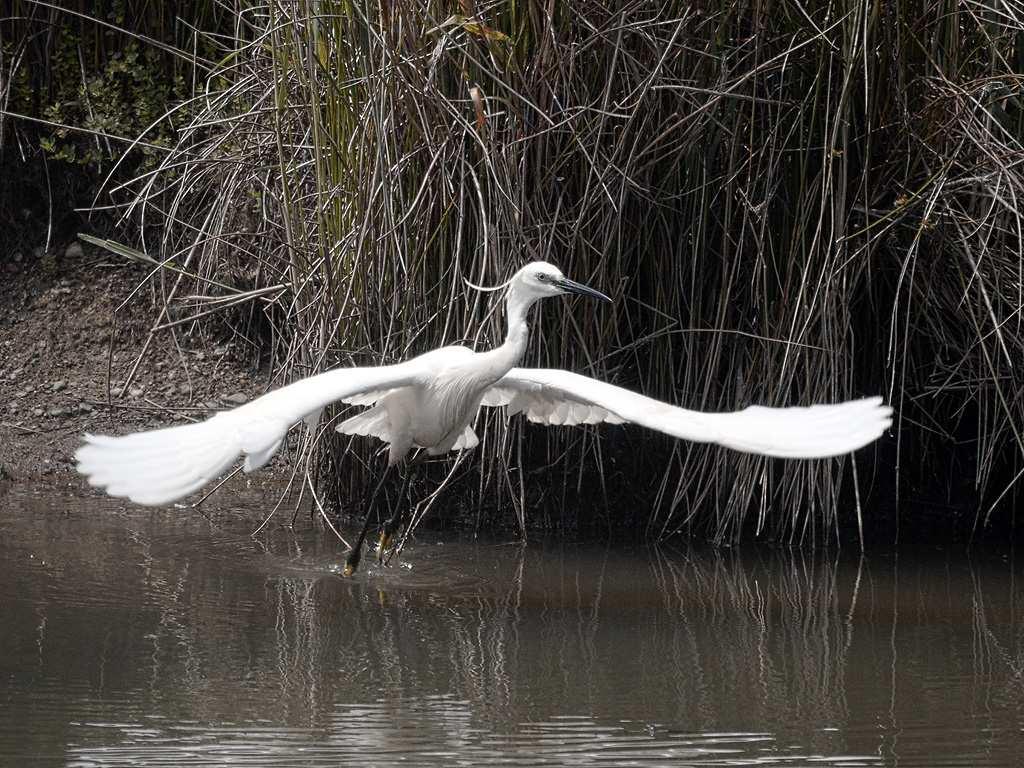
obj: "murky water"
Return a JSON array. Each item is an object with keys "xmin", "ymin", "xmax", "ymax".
[{"xmin": 1, "ymin": 484, "xmax": 1022, "ymax": 767}]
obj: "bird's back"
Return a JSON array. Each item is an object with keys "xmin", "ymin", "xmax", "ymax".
[{"xmin": 338, "ymin": 344, "xmax": 489, "ymax": 463}]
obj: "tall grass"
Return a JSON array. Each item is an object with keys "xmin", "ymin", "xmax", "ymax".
[{"xmin": 11, "ymin": 1, "xmax": 1024, "ymax": 543}]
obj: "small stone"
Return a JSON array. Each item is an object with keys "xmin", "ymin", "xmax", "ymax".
[
  {"xmin": 33, "ymin": 246, "xmax": 45, "ymax": 259},
  {"xmin": 12, "ymin": 251, "xmax": 23, "ymax": 263},
  {"xmin": 204, "ymin": 401, "xmax": 220, "ymax": 410},
  {"xmin": 33, "ymin": 408, "xmax": 44, "ymax": 417},
  {"xmin": 64, "ymin": 241, "xmax": 84, "ymax": 260},
  {"xmin": 78, "ymin": 402, "xmax": 93, "ymax": 413},
  {"xmin": 47, "ymin": 407, "xmax": 64, "ymax": 418},
  {"xmin": 223, "ymin": 392, "xmax": 248, "ymax": 405},
  {"xmin": 129, "ymin": 387, "xmax": 144, "ymax": 398},
  {"xmin": 214, "ymin": 344, "xmax": 230, "ymax": 356},
  {"xmin": 51, "ymin": 380, "xmax": 66, "ymax": 392}
]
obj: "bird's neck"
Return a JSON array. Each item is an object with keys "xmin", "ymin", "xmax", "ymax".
[
  {"xmin": 476, "ymin": 287, "xmax": 534, "ymax": 382},
  {"xmin": 502, "ymin": 288, "xmax": 533, "ymax": 362}
]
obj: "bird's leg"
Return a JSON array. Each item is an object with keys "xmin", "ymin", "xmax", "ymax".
[
  {"xmin": 378, "ymin": 451, "xmax": 428, "ymax": 563},
  {"xmin": 377, "ymin": 467, "xmax": 412, "ymax": 562},
  {"xmin": 342, "ymin": 465, "xmax": 391, "ymax": 577}
]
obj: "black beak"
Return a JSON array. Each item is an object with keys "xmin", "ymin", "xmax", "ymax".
[{"xmin": 556, "ymin": 277, "xmax": 612, "ymax": 303}]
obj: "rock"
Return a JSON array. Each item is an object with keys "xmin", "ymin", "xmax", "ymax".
[
  {"xmin": 78, "ymin": 402, "xmax": 93, "ymax": 413},
  {"xmin": 214, "ymin": 344, "xmax": 230, "ymax": 356},
  {"xmin": 33, "ymin": 246, "xmax": 45, "ymax": 260},
  {"xmin": 51, "ymin": 380, "xmax": 66, "ymax": 392},
  {"xmin": 64, "ymin": 241, "xmax": 84, "ymax": 260},
  {"xmin": 204, "ymin": 400, "xmax": 220, "ymax": 410},
  {"xmin": 12, "ymin": 251, "xmax": 23, "ymax": 263},
  {"xmin": 47, "ymin": 407, "xmax": 64, "ymax": 418},
  {"xmin": 223, "ymin": 392, "xmax": 248, "ymax": 405},
  {"xmin": 33, "ymin": 408, "xmax": 43, "ymax": 417},
  {"xmin": 129, "ymin": 387, "xmax": 144, "ymax": 398}
]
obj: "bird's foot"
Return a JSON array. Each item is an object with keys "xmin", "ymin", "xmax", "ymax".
[
  {"xmin": 342, "ymin": 545, "xmax": 362, "ymax": 577},
  {"xmin": 377, "ymin": 519, "xmax": 402, "ymax": 564},
  {"xmin": 376, "ymin": 531, "xmax": 395, "ymax": 564}
]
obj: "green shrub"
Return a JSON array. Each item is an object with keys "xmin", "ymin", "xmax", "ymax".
[{"xmin": 0, "ymin": 1, "xmax": 225, "ymax": 249}]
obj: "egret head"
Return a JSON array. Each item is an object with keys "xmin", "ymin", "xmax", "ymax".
[{"xmin": 512, "ymin": 261, "xmax": 611, "ymax": 303}]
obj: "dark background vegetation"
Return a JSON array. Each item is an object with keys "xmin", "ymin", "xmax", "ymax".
[{"xmin": 2, "ymin": 1, "xmax": 1022, "ymax": 546}]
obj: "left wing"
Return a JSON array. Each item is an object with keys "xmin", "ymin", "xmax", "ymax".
[
  {"xmin": 76, "ymin": 361, "xmax": 427, "ymax": 506},
  {"xmin": 484, "ymin": 368, "xmax": 892, "ymax": 459}
]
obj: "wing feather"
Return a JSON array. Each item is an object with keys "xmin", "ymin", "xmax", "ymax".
[
  {"xmin": 340, "ymin": 389, "xmax": 394, "ymax": 406},
  {"xmin": 76, "ymin": 361, "xmax": 425, "ymax": 506},
  {"xmin": 485, "ymin": 368, "xmax": 892, "ymax": 459}
]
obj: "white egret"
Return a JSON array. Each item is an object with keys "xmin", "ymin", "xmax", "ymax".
[{"xmin": 76, "ymin": 262, "xmax": 892, "ymax": 574}]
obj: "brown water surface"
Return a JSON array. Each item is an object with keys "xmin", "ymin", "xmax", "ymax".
[{"xmin": 1, "ymin": 484, "xmax": 1022, "ymax": 766}]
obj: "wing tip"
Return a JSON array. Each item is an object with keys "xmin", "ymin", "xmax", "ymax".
[{"xmin": 74, "ymin": 418, "xmax": 250, "ymax": 507}]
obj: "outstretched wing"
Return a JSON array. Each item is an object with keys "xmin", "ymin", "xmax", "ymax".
[
  {"xmin": 484, "ymin": 368, "xmax": 892, "ymax": 459},
  {"xmin": 76, "ymin": 361, "xmax": 425, "ymax": 506}
]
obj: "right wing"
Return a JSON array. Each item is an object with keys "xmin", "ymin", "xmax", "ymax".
[
  {"xmin": 76, "ymin": 361, "xmax": 425, "ymax": 506},
  {"xmin": 485, "ymin": 368, "xmax": 892, "ymax": 459}
]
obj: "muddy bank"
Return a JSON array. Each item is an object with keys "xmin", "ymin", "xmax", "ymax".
[{"xmin": 0, "ymin": 242, "xmax": 272, "ymax": 493}]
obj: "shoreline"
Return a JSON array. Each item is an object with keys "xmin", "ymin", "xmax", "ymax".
[
  {"xmin": 0, "ymin": 243, "xmax": 1009, "ymax": 546},
  {"xmin": 0, "ymin": 243, "xmax": 269, "ymax": 493}
]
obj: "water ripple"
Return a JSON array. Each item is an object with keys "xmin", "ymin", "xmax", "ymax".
[{"xmin": 2, "ymin": 491, "xmax": 1023, "ymax": 767}]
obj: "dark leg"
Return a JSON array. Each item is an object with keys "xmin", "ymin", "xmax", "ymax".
[
  {"xmin": 377, "ymin": 468, "xmax": 412, "ymax": 562},
  {"xmin": 342, "ymin": 465, "xmax": 392, "ymax": 577},
  {"xmin": 377, "ymin": 451, "xmax": 432, "ymax": 564}
]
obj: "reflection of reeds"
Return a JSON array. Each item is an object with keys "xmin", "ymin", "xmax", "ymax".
[
  {"xmin": 256, "ymin": 543, "xmax": 1024, "ymax": 760},
  {"xmin": 648, "ymin": 547, "xmax": 855, "ymax": 743},
  {"xmin": 256, "ymin": 543, "xmax": 864, "ymax": 744},
  {"xmin": 6, "ymin": 493, "xmax": 1024, "ymax": 762}
]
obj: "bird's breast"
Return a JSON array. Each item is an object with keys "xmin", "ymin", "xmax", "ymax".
[{"xmin": 399, "ymin": 374, "xmax": 485, "ymax": 449}]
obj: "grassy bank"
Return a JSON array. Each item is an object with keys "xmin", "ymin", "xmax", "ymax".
[{"xmin": 4, "ymin": 1, "xmax": 1023, "ymax": 544}]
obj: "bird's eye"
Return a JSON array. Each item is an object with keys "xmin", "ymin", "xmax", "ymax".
[{"xmin": 537, "ymin": 274, "xmax": 548, "ymax": 282}]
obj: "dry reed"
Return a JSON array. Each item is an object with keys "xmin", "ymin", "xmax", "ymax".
[{"xmin": 6, "ymin": 1, "xmax": 1023, "ymax": 544}]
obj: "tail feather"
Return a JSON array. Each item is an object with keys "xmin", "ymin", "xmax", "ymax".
[{"xmin": 336, "ymin": 405, "xmax": 392, "ymax": 442}]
